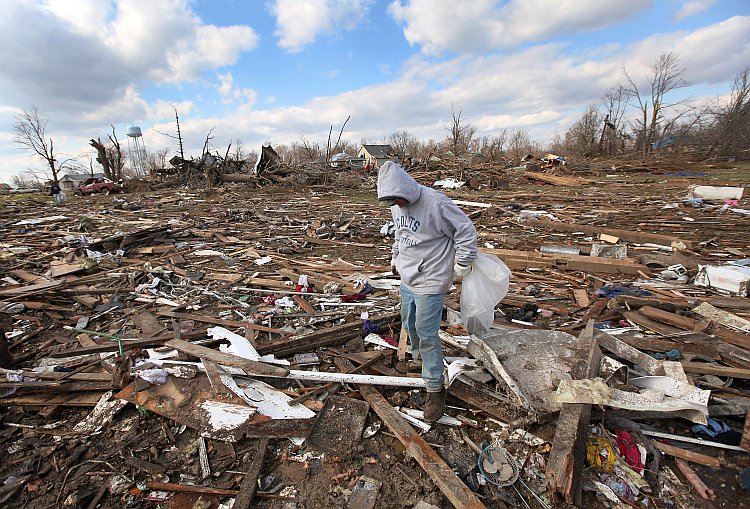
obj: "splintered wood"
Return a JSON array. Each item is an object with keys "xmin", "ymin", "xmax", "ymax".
[{"xmin": 1, "ymin": 155, "xmax": 749, "ymax": 509}]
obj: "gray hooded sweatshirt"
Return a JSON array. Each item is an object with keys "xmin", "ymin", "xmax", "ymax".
[{"xmin": 377, "ymin": 161, "xmax": 477, "ymax": 294}]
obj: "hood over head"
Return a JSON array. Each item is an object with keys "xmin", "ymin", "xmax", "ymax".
[{"xmin": 377, "ymin": 161, "xmax": 421, "ymax": 204}]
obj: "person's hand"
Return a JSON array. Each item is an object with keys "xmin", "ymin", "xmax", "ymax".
[
  {"xmin": 391, "ymin": 259, "xmax": 399, "ymax": 276},
  {"xmin": 454, "ymin": 262, "xmax": 471, "ymax": 277}
]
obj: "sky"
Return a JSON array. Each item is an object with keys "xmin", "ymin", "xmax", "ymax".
[{"xmin": 1, "ymin": 0, "xmax": 749, "ymax": 183}]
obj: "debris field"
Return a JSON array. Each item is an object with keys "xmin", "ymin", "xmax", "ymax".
[{"xmin": 1, "ymin": 156, "xmax": 749, "ymax": 509}]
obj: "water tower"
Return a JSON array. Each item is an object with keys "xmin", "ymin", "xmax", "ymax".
[{"xmin": 126, "ymin": 125, "xmax": 148, "ymax": 177}]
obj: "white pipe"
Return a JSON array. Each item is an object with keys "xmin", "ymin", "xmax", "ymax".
[{"xmin": 287, "ymin": 369, "xmax": 426, "ymax": 387}]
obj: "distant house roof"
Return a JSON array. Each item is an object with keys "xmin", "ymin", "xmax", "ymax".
[
  {"xmin": 361, "ymin": 144, "xmax": 394, "ymax": 158},
  {"xmin": 331, "ymin": 152, "xmax": 354, "ymax": 162},
  {"xmin": 60, "ymin": 173, "xmax": 106, "ymax": 181}
]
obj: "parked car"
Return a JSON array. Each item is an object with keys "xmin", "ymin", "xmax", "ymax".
[{"xmin": 73, "ymin": 178, "xmax": 124, "ymax": 196}]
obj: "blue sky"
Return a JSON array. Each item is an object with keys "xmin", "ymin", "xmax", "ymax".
[{"xmin": 1, "ymin": 0, "xmax": 749, "ymax": 182}]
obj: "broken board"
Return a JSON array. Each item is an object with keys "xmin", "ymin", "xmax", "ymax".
[
  {"xmin": 306, "ymin": 395, "xmax": 369, "ymax": 459},
  {"xmin": 116, "ymin": 376, "xmax": 263, "ymax": 442}
]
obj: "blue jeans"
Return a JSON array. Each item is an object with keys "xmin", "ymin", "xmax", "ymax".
[{"xmin": 400, "ymin": 284, "xmax": 445, "ymax": 392}]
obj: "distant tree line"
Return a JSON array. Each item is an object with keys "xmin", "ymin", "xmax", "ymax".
[{"xmin": 7, "ymin": 52, "xmax": 748, "ymax": 187}]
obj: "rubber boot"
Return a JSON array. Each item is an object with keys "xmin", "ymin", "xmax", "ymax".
[{"xmin": 423, "ymin": 388, "xmax": 447, "ymax": 422}]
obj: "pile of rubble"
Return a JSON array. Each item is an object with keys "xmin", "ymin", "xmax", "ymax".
[{"xmin": 0, "ymin": 157, "xmax": 748, "ymax": 508}]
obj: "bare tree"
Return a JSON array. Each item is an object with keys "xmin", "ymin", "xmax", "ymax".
[
  {"xmin": 200, "ymin": 126, "xmax": 216, "ymax": 157},
  {"xmin": 11, "ymin": 172, "xmax": 43, "ymax": 189},
  {"xmin": 547, "ymin": 131, "xmax": 566, "ymax": 155},
  {"xmin": 600, "ymin": 85, "xmax": 632, "ymax": 155},
  {"xmin": 704, "ymin": 66, "xmax": 750, "ymax": 158},
  {"xmin": 299, "ymin": 132, "xmax": 322, "ymax": 161},
  {"xmin": 415, "ymin": 139, "xmax": 440, "ymax": 167},
  {"xmin": 624, "ymin": 51, "xmax": 690, "ymax": 156},
  {"xmin": 478, "ymin": 131, "xmax": 508, "ymax": 161},
  {"xmin": 565, "ymin": 105, "xmax": 603, "ymax": 156},
  {"xmin": 12, "ymin": 107, "xmax": 59, "ymax": 182},
  {"xmin": 444, "ymin": 106, "xmax": 477, "ymax": 157},
  {"xmin": 228, "ymin": 138, "xmax": 248, "ymax": 162},
  {"xmin": 508, "ymin": 129, "xmax": 533, "ymax": 158},
  {"xmin": 144, "ymin": 148, "xmax": 170, "ymax": 175},
  {"xmin": 388, "ymin": 130, "xmax": 419, "ymax": 158}
]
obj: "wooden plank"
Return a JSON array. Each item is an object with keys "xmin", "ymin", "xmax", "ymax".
[
  {"xmin": 523, "ymin": 171, "xmax": 592, "ymax": 187},
  {"xmin": 573, "ymin": 289, "xmax": 590, "ymax": 308},
  {"xmin": 623, "ymin": 310, "xmax": 684, "ymax": 336},
  {"xmin": 8, "ymin": 270, "xmax": 52, "ymax": 284},
  {"xmin": 71, "ymin": 294, "xmax": 99, "ymax": 309},
  {"xmin": 233, "ymin": 437, "xmax": 269, "ymax": 509},
  {"xmin": 0, "ymin": 381, "xmax": 112, "ymax": 392},
  {"xmin": 546, "ymin": 321, "xmax": 602, "ymax": 506},
  {"xmin": 638, "ymin": 306, "xmax": 710, "ymax": 332},
  {"xmin": 165, "ymin": 339, "xmax": 289, "ymax": 377},
  {"xmin": 337, "ymin": 358, "xmax": 490, "ymax": 509},
  {"xmin": 205, "ymin": 272, "xmax": 244, "ymax": 283},
  {"xmin": 653, "ymin": 441, "xmax": 720, "ymax": 468},
  {"xmin": 158, "ymin": 311, "xmax": 292, "ymax": 336},
  {"xmin": 0, "ymin": 392, "xmax": 103, "ymax": 406},
  {"xmin": 616, "ymin": 335, "xmax": 720, "ymax": 360},
  {"xmin": 85, "ymin": 475, "xmax": 112, "ymax": 509},
  {"xmin": 292, "ymin": 295, "xmax": 315, "ymax": 314},
  {"xmin": 742, "ymin": 409, "xmax": 750, "ymax": 452},
  {"xmin": 637, "ymin": 306, "xmax": 750, "ymax": 349},
  {"xmin": 596, "ymin": 329, "xmax": 666, "ymax": 376},
  {"xmin": 129, "ymin": 311, "xmax": 165, "ymax": 338},
  {"xmin": 680, "ymin": 361, "xmax": 750, "ymax": 379},
  {"xmin": 481, "ymin": 248, "xmax": 651, "ymax": 276},
  {"xmin": 397, "ymin": 326, "xmax": 408, "ymax": 362},
  {"xmin": 0, "ymin": 370, "xmax": 110, "ymax": 382},
  {"xmin": 48, "ymin": 260, "xmax": 85, "ymax": 278},
  {"xmin": 582, "ymin": 298, "xmax": 610, "ymax": 321},
  {"xmin": 693, "ymin": 302, "xmax": 750, "ymax": 333},
  {"xmin": 202, "ymin": 359, "xmax": 235, "ymax": 397},
  {"xmin": 0, "ymin": 279, "xmax": 63, "ymax": 297},
  {"xmin": 521, "ymin": 219, "xmax": 692, "ymax": 249},
  {"xmin": 48, "ymin": 337, "xmax": 169, "ymax": 358},
  {"xmin": 257, "ymin": 311, "xmax": 400, "ymax": 357}
]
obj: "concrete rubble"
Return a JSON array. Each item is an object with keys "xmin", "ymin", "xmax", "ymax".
[{"xmin": 0, "ymin": 154, "xmax": 749, "ymax": 508}]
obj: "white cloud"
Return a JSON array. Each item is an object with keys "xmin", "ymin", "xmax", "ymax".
[
  {"xmin": 620, "ymin": 16, "xmax": 750, "ymax": 88},
  {"xmin": 165, "ymin": 14, "xmax": 750, "ymax": 158},
  {"xmin": 0, "ymin": 0, "xmax": 259, "ymax": 180},
  {"xmin": 271, "ymin": 0, "xmax": 371, "ymax": 51},
  {"xmin": 388, "ymin": 0, "xmax": 652, "ymax": 55},
  {"xmin": 0, "ymin": 0, "xmax": 258, "ymax": 117},
  {"xmin": 215, "ymin": 73, "xmax": 257, "ymax": 105},
  {"xmin": 218, "ymin": 73, "xmax": 235, "ymax": 97},
  {"xmin": 675, "ymin": 0, "xmax": 717, "ymax": 21},
  {"xmin": 2, "ymin": 5, "xmax": 748, "ymax": 185},
  {"xmin": 109, "ymin": 0, "xmax": 258, "ymax": 82}
]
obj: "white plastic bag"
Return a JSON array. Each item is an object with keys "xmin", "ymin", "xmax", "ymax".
[{"xmin": 460, "ymin": 253, "xmax": 511, "ymax": 333}]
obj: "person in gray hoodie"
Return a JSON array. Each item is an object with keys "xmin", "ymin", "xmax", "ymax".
[{"xmin": 377, "ymin": 161, "xmax": 477, "ymax": 421}]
